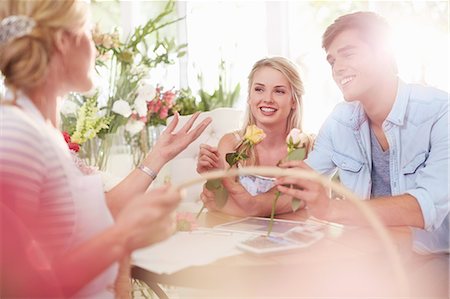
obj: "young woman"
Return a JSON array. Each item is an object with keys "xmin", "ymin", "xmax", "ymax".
[
  {"xmin": 196, "ymin": 57, "xmax": 312, "ymax": 217},
  {"xmin": 0, "ymin": 1, "xmax": 210, "ymax": 297}
]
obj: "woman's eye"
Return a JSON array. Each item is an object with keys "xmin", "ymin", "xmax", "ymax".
[
  {"xmin": 275, "ymin": 90, "xmax": 286, "ymax": 94},
  {"xmin": 255, "ymin": 87, "xmax": 263, "ymax": 92}
]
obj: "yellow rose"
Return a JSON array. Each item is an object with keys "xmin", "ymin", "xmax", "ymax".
[{"xmin": 244, "ymin": 125, "xmax": 266, "ymax": 145}]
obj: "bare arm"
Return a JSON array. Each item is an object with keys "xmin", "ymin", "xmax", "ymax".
[
  {"xmin": 277, "ymin": 160, "xmax": 425, "ymax": 228},
  {"xmin": 106, "ymin": 112, "xmax": 211, "ymax": 217},
  {"xmin": 53, "ymin": 186, "xmax": 180, "ymax": 297}
]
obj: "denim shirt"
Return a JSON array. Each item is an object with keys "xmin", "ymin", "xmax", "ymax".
[{"xmin": 306, "ymin": 80, "xmax": 449, "ymax": 253}]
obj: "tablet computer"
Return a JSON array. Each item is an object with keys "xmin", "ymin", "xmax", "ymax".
[{"xmin": 214, "ymin": 217, "xmax": 303, "ymax": 236}]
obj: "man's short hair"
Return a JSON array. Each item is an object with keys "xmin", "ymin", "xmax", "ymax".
[{"xmin": 322, "ymin": 11, "xmax": 397, "ymax": 72}]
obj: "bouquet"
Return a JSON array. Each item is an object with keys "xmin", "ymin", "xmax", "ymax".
[{"xmin": 267, "ymin": 128, "xmax": 309, "ymax": 236}]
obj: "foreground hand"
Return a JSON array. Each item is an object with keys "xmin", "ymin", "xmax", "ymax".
[
  {"xmin": 115, "ymin": 184, "xmax": 181, "ymax": 252},
  {"xmin": 197, "ymin": 144, "xmax": 222, "ymax": 173},
  {"xmin": 149, "ymin": 112, "xmax": 212, "ymax": 165},
  {"xmin": 276, "ymin": 160, "xmax": 330, "ymax": 219}
]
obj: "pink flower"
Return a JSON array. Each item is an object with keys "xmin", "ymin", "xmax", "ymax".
[
  {"xmin": 159, "ymin": 106, "xmax": 169, "ymax": 119},
  {"xmin": 176, "ymin": 212, "xmax": 198, "ymax": 232}
]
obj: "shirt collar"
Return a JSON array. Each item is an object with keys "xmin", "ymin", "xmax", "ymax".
[
  {"xmin": 350, "ymin": 78, "xmax": 410, "ymax": 130},
  {"xmin": 385, "ymin": 79, "xmax": 411, "ymax": 126}
]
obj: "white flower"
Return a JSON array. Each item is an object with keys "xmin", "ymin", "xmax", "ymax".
[
  {"xmin": 60, "ymin": 99, "xmax": 79, "ymax": 115},
  {"xmin": 112, "ymin": 99, "xmax": 132, "ymax": 118},
  {"xmin": 155, "ymin": 44, "xmax": 166, "ymax": 56},
  {"xmin": 136, "ymin": 81, "xmax": 156, "ymax": 102},
  {"xmin": 134, "ymin": 97, "xmax": 148, "ymax": 117},
  {"xmin": 286, "ymin": 128, "xmax": 308, "ymax": 147},
  {"xmin": 125, "ymin": 119, "xmax": 145, "ymax": 135}
]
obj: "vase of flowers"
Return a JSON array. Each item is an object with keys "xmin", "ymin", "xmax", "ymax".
[{"xmin": 60, "ymin": 0, "xmax": 186, "ymax": 170}]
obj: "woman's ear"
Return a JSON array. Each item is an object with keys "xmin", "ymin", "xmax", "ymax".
[{"xmin": 53, "ymin": 30, "xmax": 71, "ymax": 55}]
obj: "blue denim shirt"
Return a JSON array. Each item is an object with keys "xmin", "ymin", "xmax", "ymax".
[{"xmin": 306, "ymin": 80, "xmax": 449, "ymax": 253}]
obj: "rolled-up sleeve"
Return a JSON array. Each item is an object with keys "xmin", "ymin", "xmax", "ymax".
[{"xmin": 406, "ymin": 106, "xmax": 449, "ymax": 231}]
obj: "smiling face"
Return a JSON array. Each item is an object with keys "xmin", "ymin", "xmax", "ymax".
[
  {"xmin": 248, "ymin": 66, "xmax": 295, "ymax": 129},
  {"xmin": 326, "ymin": 29, "xmax": 389, "ymax": 103}
]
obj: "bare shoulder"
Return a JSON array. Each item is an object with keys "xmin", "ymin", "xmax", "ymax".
[{"xmin": 219, "ymin": 132, "xmax": 241, "ymax": 152}]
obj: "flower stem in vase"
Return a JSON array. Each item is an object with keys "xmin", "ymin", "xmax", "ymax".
[
  {"xmin": 196, "ymin": 204, "xmax": 205, "ymax": 220},
  {"xmin": 267, "ymin": 191, "xmax": 281, "ymax": 236}
]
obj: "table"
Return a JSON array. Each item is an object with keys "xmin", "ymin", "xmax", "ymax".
[{"xmin": 132, "ymin": 210, "xmax": 449, "ymax": 298}]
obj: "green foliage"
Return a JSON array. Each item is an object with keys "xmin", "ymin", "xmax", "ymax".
[{"xmin": 197, "ymin": 60, "xmax": 241, "ymax": 110}]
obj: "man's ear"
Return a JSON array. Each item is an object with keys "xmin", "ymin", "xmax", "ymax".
[{"xmin": 53, "ymin": 30, "xmax": 71, "ymax": 54}]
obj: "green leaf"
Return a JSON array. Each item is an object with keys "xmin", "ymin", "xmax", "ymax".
[
  {"xmin": 291, "ymin": 198, "xmax": 302, "ymax": 212},
  {"xmin": 205, "ymin": 179, "xmax": 228, "ymax": 208},
  {"xmin": 225, "ymin": 152, "xmax": 238, "ymax": 167},
  {"xmin": 286, "ymin": 147, "xmax": 306, "ymax": 161}
]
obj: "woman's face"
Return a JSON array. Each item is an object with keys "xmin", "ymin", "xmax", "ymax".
[
  {"xmin": 248, "ymin": 66, "xmax": 295, "ymax": 129},
  {"xmin": 63, "ymin": 25, "xmax": 96, "ymax": 93}
]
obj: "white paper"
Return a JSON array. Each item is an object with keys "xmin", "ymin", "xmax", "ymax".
[{"xmin": 131, "ymin": 229, "xmax": 250, "ymax": 275}]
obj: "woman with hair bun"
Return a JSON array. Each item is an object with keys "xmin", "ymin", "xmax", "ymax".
[{"xmin": 0, "ymin": 1, "xmax": 210, "ymax": 297}]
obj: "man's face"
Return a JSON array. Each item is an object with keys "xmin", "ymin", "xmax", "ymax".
[{"xmin": 326, "ymin": 29, "xmax": 387, "ymax": 103}]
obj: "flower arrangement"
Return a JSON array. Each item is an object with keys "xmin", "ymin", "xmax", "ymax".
[
  {"xmin": 197, "ymin": 125, "xmax": 266, "ymax": 218},
  {"xmin": 267, "ymin": 128, "xmax": 309, "ymax": 236},
  {"xmin": 60, "ymin": 0, "xmax": 186, "ymax": 170}
]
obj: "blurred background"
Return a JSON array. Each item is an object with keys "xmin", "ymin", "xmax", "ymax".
[{"xmin": 91, "ymin": 0, "xmax": 448, "ymax": 133}]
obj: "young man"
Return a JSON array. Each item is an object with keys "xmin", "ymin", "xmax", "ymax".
[{"xmin": 277, "ymin": 11, "xmax": 448, "ymax": 253}]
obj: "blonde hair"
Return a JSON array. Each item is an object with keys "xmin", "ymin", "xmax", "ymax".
[
  {"xmin": 238, "ymin": 57, "xmax": 305, "ymax": 166},
  {"xmin": 0, "ymin": 0, "xmax": 89, "ymax": 93}
]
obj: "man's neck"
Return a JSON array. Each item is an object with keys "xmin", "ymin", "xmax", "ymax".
[{"xmin": 362, "ymin": 76, "xmax": 399, "ymax": 128}]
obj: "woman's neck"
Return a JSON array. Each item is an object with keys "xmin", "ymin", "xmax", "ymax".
[{"xmin": 25, "ymin": 87, "xmax": 59, "ymax": 127}]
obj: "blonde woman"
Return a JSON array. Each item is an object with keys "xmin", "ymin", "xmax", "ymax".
[
  {"xmin": 197, "ymin": 57, "xmax": 312, "ymax": 217},
  {"xmin": 0, "ymin": 0, "xmax": 210, "ymax": 297}
]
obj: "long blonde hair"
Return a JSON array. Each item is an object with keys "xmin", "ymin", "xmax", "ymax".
[
  {"xmin": 0, "ymin": 0, "xmax": 89, "ymax": 95},
  {"xmin": 238, "ymin": 57, "xmax": 305, "ymax": 166}
]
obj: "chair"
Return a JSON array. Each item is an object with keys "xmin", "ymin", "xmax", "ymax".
[{"xmin": 154, "ymin": 108, "xmax": 244, "ymax": 210}]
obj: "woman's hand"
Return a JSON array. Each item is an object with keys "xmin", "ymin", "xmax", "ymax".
[
  {"xmin": 276, "ymin": 160, "xmax": 331, "ymax": 219},
  {"xmin": 115, "ymin": 184, "xmax": 181, "ymax": 252},
  {"xmin": 145, "ymin": 112, "xmax": 212, "ymax": 168},
  {"xmin": 196, "ymin": 144, "xmax": 222, "ymax": 173}
]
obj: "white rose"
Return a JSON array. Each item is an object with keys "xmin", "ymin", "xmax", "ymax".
[
  {"xmin": 286, "ymin": 128, "xmax": 308, "ymax": 147},
  {"xmin": 134, "ymin": 97, "xmax": 148, "ymax": 117},
  {"xmin": 136, "ymin": 81, "xmax": 156, "ymax": 102},
  {"xmin": 60, "ymin": 99, "xmax": 79, "ymax": 116},
  {"xmin": 112, "ymin": 99, "xmax": 132, "ymax": 118},
  {"xmin": 125, "ymin": 119, "xmax": 145, "ymax": 135}
]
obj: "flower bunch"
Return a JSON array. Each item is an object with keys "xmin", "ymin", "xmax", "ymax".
[
  {"xmin": 71, "ymin": 97, "xmax": 112, "ymax": 144},
  {"xmin": 267, "ymin": 128, "xmax": 309, "ymax": 236},
  {"xmin": 146, "ymin": 86, "xmax": 177, "ymax": 127},
  {"xmin": 62, "ymin": 131, "xmax": 80, "ymax": 152},
  {"xmin": 59, "ymin": 1, "xmax": 186, "ymax": 170}
]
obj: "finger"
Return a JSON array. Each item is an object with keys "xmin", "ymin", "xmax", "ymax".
[
  {"xmin": 278, "ymin": 160, "xmax": 309, "ymax": 169},
  {"xmin": 179, "ymin": 111, "xmax": 200, "ymax": 133},
  {"xmin": 277, "ymin": 184, "xmax": 309, "ymax": 201},
  {"xmin": 276, "ymin": 176, "xmax": 310, "ymax": 189},
  {"xmin": 199, "ymin": 151, "xmax": 219, "ymax": 164},
  {"xmin": 165, "ymin": 111, "xmax": 179, "ymax": 134},
  {"xmin": 199, "ymin": 143, "xmax": 219, "ymax": 154},
  {"xmin": 197, "ymin": 160, "xmax": 218, "ymax": 171},
  {"xmin": 187, "ymin": 117, "xmax": 212, "ymax": 141}
]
